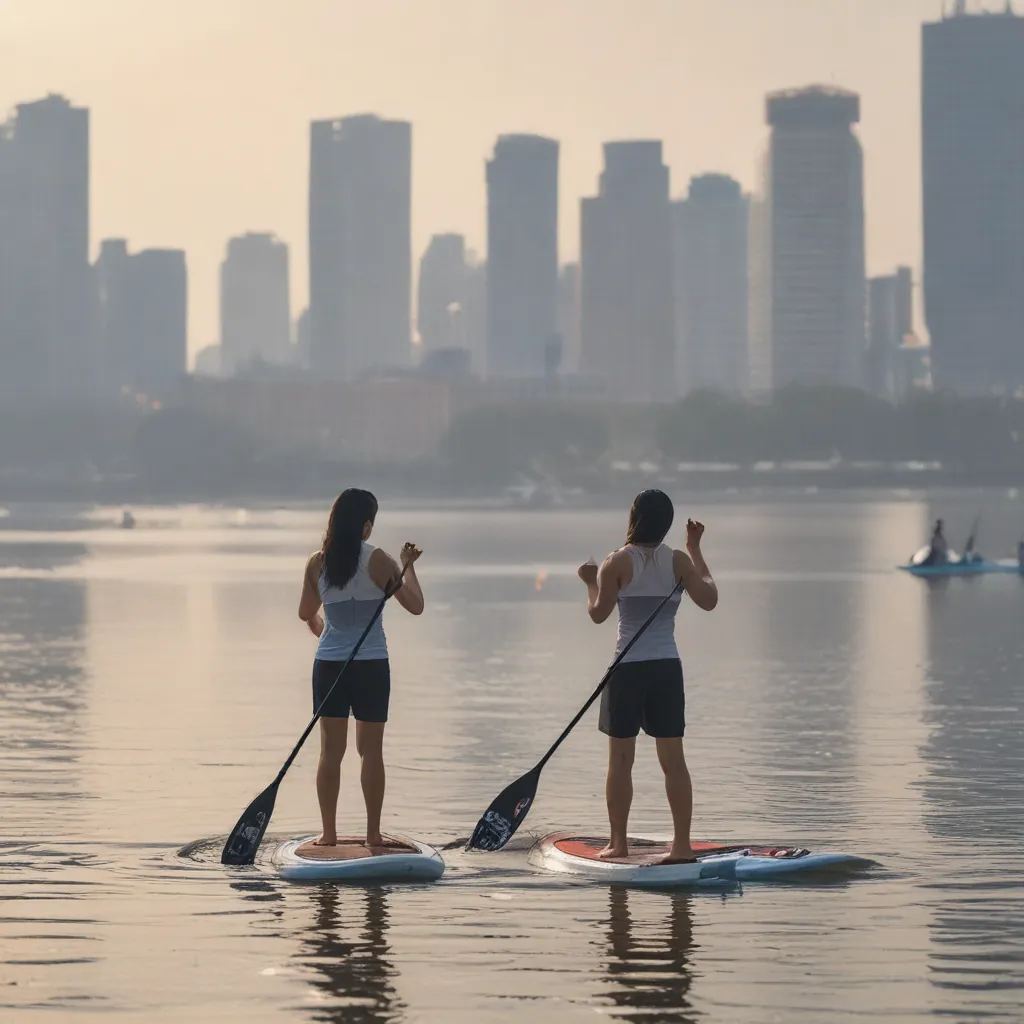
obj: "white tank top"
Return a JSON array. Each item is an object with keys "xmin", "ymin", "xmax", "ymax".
[
  {"xmin": 315, "ymin": 542, "xmax": 388, "ymax": 661},
  {"xmin": 613, "ymin": 543, "xmax": 682, "ymax": 664}
]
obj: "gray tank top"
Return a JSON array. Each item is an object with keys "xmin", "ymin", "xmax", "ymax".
[{"xmin": 614, "ymin": 543, "xmax": 682, "ymax": 664}]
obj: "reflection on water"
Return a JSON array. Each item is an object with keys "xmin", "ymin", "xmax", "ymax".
[
  {"xmin": 3, "ymin": 498, "xmax": 1024, "ymax": 1022},
  {"xmin": 295, "ymin": 887, "xmax": 403, "ymax": 1024},
  {"xmin": 601, "ymin": 887, "xmax": 696, "ymax": 1023},
  {"xmin": 921, "ymin": 573, "xmax": 1024, "ymax": 1015}
]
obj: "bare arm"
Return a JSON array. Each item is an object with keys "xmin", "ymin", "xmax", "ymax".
[
  {"xmin": 673, "ymin": 531, "xmax": 718, "ymax": 612},
  {"xmin": 298, "ymin": 552, "xmax": 324, "ymax": 637},
  {"xmin": 369, "ymin": 544, "xmax": 425, "ymax": 616},
  {"xmin": 579, "ymin": 550, "xmax": 630, "ymax": 624}
]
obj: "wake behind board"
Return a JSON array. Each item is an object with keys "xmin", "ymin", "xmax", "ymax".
[
  {"xmin": 529, "ymin": 833, "xmax": 872, "ymax": 886},
  {"xmin": 272, "ymin": 834, "xmax": 445, "ymax": 882}
]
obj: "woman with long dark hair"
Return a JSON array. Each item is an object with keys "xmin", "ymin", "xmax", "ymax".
[
  {"xmin": 577, "ymin": 490, "xmax": 718, "ymax": 864},
  {"xmin": 298, "ymin": 488, "xmax": 424, "ymax": 848}
]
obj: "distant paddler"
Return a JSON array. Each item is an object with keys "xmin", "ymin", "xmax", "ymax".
[{"xmin": 920, "ymin": 519, "xmax": 949, "ymax": 567}]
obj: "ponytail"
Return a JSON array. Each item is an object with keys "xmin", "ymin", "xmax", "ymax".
[{"xmin": 322, "ymin": 488, "xmax": 379, "ymax": 590}]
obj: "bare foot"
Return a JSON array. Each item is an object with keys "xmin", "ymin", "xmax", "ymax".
[
  {"xmin": 598, "ymin": 843, "xmax": 628, "ymax": 859},
  {"xmin": 312, "ymin": 834, "xmax": 338, "ymax": 847},
  {"xmin": 658, "ymin": 845, "xmax": 697, "ymax": 865},
  {"xmin": 365, "ymin": 833, "xmax": 384, "ymax": 850}
]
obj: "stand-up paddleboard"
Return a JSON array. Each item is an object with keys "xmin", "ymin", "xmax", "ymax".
[
  {"xmin": 272, "ymin": 834, "xmax": 445, "ymax": 882},
  {"xmin": 529, "ymin": 833, "xmax": 872, "ymax": 886}
]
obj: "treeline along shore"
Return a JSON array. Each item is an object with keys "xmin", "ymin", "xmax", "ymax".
[{"xmin": 1, "ymin": 386, "xmax": 1023, "ymax": 502}]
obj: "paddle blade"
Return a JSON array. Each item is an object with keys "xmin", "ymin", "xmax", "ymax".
[
  {"xmin": 221, "ymin": 781, "xmax": 279, "ymax": 865},
  {"xmin": 467, "ymin": 768, "xmax": 540, "ymax": 851}
]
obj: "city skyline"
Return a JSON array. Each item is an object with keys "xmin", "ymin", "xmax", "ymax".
[{"xmin": 2, "ymin": 0, "xmax": 951, "ymax": 358}]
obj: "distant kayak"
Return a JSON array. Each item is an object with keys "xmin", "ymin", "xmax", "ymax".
[
  {"xmin": 272, "ymin": 834, "xmax": 445, "ymax": 882},
  {"xmin": 899, "ymin": 559, "xmax": 1024, "ymax": 578},
  {"xmin": 528, "ymin": 833, "xmax": 873, "ymax": 886}
]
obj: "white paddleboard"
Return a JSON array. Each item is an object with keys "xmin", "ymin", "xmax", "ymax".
[
  {"xmin": 272, "ymin": 834, "xmax": 445, "ymax": 883},
  {"xmin": 529, "ymin": 832, "xmax": 872, "ymax": 886}
]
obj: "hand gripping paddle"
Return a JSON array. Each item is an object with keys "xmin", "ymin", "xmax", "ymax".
[
  {"xmin": 467, "ymin": 579, "xmax": 684, "ymax": 852},
  {"xmin": 221, "ymin": 562, "xmax": 410, "ymax": 865}
]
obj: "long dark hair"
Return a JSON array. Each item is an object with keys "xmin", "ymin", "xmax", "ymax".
[
  {"xmin": 322, "ymin": 489, "xmax": 378, "ymax": 589},
  {"xmin": 626, "ymin": 489, "xmax": 674, "ymax": 547}
]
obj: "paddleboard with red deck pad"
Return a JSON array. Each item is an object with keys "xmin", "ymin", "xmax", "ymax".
[
  {"xmin": 528, "ymin": 832, "xmax": 872, "ymax": 886},
  {"xmin": 272, "ymin": 834, "xmax": 445, "ymax": 882}
]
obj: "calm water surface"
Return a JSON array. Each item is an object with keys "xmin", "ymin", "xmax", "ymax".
[{"xmin": 1, "ymin": 496, "xmax": 1022, "ymax": 1022}]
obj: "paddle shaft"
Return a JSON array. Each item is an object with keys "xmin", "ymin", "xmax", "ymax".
[
  {"xmin": 271, "ymin": 561, "xmax": 411, "ymax": 785},
  {"xmin": 535, "ymin": 579, "xmax": 684, "ymax": 772}
]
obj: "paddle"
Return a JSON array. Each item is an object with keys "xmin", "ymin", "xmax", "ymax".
[
  {"xmin": 963, "ymin": 510, "xmax": 982, "ymax": 561},
  {"xmin": 221, "ymin": 561, "xmax": 410, "ymax": 866},
  {"xmin": 467, "ymin": 578, "xmax": 685, "ymax": 852}
]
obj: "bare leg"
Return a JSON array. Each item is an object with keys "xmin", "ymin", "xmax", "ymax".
[
  {"xmin": 355, "ymin": 720, "xmax": 386, "ymax": 847},
  {"xmin": 315, "ymin": 717, "xmax": 348, "ymax": 845},
  {"xmin": 599, "ymin": 737, "xmax": 636, "ymax": 859},
  {"xmin": 656, "ymin": 737, "xmax": 695, "ymax": 863}
]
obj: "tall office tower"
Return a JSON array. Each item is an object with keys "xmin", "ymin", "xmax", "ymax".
[
  {"xmin": 485, "ymin": 135, "xmax": 559, "ymax": 378},
  {"xmin": 672, "ymin": 174, "xmax": 750, "ymax": 395},
  {"xmin": 308, "ymin": 114, "xmax": 412, "ymax": 378},
  {"xmin": 557, "ymin": 263, "xmax": 581, "ymax": 374},
  {"xmin": 868, "ymin": 267, "xmax": 915, "ymax": 399},
  {"xmin": 95, "ymin": 242, "xmax": 187, "ymax": 398},
  {"xmin": 922, "ymin": 9, "xmax": 1024, "ymax": 393},
  {"xmin": 580, "ymin": 141, "xmax": 675, "ymax": 401},
  {"xmin": 94, "ymin": 238, "xmax": 133, "ymax": 396},
  {"xmin": 418, "ymin": 234, "xmax": 468, "ymax": 353},
  {"xmin": 220, "ymin": 232, "xmax": 291, "ymax": 374},
  {"xmin": 0, "ymin": 95, "xmax": 92, "ymax": 406},
  {"xmin": 127, "ymin": 249, "xmax": 187, "ymax": 398},
  {"xmin": 765, "ymin": 87, "xmax": 866, "ymax": 390}
]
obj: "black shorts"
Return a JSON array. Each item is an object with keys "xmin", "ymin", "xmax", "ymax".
[
  {"xmin": 312, "ymin": 658, "xmax": 390, "ymax": 722},
  {"xmin": 599, "ymin": 658, "xmax": 685, "ymax": 739}
]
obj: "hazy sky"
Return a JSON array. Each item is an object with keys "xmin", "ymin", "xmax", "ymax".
[{"xmin": 3, "ymin": 0, "xmax": 963, "ymax": 359}]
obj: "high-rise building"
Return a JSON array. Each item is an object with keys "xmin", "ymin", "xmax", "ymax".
[
  {"xmin": 418, "ymin": 234, "xmax": 468, "ymax": 354},
  {"xmin": 557, "ymin": 263, "xmax": 581, "ymax": 374},
  {"xmin": 922, "ymin": 9, "xmax": 1024, "ymax": 393},
  {"xmin": 220, "ymin": 232, "xmax": 291, "ymax": 374},
  {"xmin": 95, "ymin": 242, "xmax": 187, "ymax": 399},
  {"xmin": 580, "ymin": 141, "xmax": 675, "ymax": 401},
  {"xmin": 485, "ymin": 135, "xmax": 559, "ymax": 378},
  {"xmin": 0, "ymin": 94, "xmax": 92, "ymax": 406},
  {"xmin": 764, "ymin": 87, "xmax": 866, "ymax": 390},
  {"xmin": 308, "ymin": 114, "xmax": 412, "ymax": 378},
  {"xmin": 868, "ymin": 267, "xmax": 915, "ymax": 399},
  {"xmin": 673, "ymin": 174, "xmax": 750, "ymax": 395}
]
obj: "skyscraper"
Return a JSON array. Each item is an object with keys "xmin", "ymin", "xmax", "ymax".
[
  {"xmin": 764, "ymin": 87, "xmax": 866, "ymax": 390},
  {"xmin": 417, "ymin": 233, "xmax": 468, "ymax": 353},
  {"xmin": 558, "ymin": 263, "xmax": 581, "ymax": 374},
  {"xmin": 308, "ymin": 114, "xmax": 412, "ymax": 378},
  {"xmin": 580, "ymin": 141, "xmax": 675, "ymax": 401},
  {"xmin": 673, "ymin": 174, "xmax": 750, "ymax": 395},
  {"xmin": 0, "ymin": 94, "xmax": 92, "ymax": 406},
  {"xmin": 922, "ymin": 9, "xmax": 1024, "ymax": 393},
  {"xmin": 95, "ymin": 242, "xmax": 187, "ymax": 399},
  {"xmin": 485, "ymin": 135, "xmax": 559, "ymax": 378},
  {"xmin": 220, "ymin": 232, "xmax": 291, "ymax": 374},
  {"xmin": 867, "ymin": 267, "xmax": 915, "ymax": 399}
]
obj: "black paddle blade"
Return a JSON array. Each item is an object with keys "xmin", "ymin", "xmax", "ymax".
[
  {"xmin": 221, "ymin": 781, "xmax": 279, "ymax": 865},
  {"xmin": 467, "ymin": 767, "xmax": 540, "ymax": 851}
]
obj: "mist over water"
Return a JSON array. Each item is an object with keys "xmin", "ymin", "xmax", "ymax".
[{"xmin": 2, "ymin": 496, "xmax": 1023, "ymax": 1021}]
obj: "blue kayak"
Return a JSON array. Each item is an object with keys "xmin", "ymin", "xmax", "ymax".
[{"xmin": 899, "ymin": 559, "xmax": 1024, "ymax": 578}]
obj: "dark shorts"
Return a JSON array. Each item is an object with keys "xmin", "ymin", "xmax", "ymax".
[
  {"xmin": 312, "ymin": 658, "xmax": 390, "ymax": 722},
  {"xmin": 599, "ymin": 658, "xmax": 685, "ymax": 739}
]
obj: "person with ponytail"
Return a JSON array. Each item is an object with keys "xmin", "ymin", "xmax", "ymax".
[
  {"xmin": 297, "ymin": 488, "xmax": 424, "ymax": 848},
  {"xmin": 577, "ymin": 489, "xmax": 718, "ymax": 864}
]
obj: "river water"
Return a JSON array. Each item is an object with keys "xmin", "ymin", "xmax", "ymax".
[{"xmin": 2, "ymin": 495, "xmax": 1022, "ymax": 1022}]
